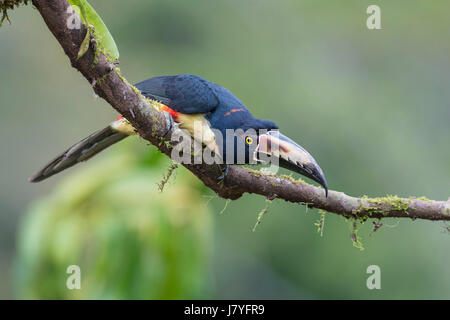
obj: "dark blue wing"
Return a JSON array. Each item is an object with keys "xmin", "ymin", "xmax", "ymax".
[{"xmin": 134, "ymin": 74, "xmax": 219, "ymax": 114}]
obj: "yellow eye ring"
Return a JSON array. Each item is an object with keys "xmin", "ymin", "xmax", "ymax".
[{"xmin": 245, "ymin": 136, "xmax": 253, "ymax": 145}]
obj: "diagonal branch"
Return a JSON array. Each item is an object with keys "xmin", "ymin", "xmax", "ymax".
[{"xmin": 29, "ymin": 0, "xmax": 450, "ymax": 221}]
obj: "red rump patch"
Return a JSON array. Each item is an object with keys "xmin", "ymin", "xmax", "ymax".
[
  {"xmin": 161, "ymin": 105, "xmax": 179, "ymax": 120},
  {"xmin": 115, "ymin": 114, "xmax": 123, "ymax": 121}
]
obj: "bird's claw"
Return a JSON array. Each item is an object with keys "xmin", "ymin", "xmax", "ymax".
[{"xmin": 217, "ymin": 164, "xmax": 229, "ymax": 181}]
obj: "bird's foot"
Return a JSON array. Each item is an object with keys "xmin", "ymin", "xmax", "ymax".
[
  {"xmin": 217, "ymin": 164, "xmax": 229, "ymax": 182},
  {"xmin": 162, "ymin": 111, "xmax": 175, "ymax": 138}
]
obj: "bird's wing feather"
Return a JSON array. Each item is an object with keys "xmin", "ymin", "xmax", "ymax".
[{"xmin": 134, "ymin": 74, "xmax": 219, "ymax": 114}]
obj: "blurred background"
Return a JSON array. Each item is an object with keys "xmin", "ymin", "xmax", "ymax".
[{"xmin": 0, "ymin": 0, "xmax": 449, "ymax": 299}]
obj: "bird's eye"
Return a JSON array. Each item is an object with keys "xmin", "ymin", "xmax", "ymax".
[{"xmin": 245, "ymin": 136, "xmax": 253, "ymax": 145}]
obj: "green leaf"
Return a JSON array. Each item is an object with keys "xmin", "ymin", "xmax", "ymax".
[{"xmin": 68, "ymin": 0, "xmax": 119, "ymax": 61}]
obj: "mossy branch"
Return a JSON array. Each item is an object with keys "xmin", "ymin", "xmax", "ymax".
[{"xmin": 26, "ymin": 0, "xmax": 450, "ymax": 222}]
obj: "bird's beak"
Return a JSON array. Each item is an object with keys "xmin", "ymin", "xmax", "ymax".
[{"xmin": 256, "ymin": 131, "xmax": 328, "ymax": 196}]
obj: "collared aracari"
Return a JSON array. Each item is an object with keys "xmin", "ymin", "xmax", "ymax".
[{"xmin": 30, "ymin": 74, "xmax": 328, "ymax": 195}]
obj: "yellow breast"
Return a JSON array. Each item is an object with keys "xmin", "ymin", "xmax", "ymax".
[{"xmin": 177, "ymin": 113, "xmax": 218, "ymax": 153}]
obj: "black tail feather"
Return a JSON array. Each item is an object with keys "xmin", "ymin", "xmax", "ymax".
[{"xmin": 29, "ymin": 126, "xmax": 128, "ymax": 182}]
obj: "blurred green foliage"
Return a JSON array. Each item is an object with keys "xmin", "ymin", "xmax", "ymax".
[{"xmin": 15, "ymin": 140, "xmax": 212, "ymax": 299}]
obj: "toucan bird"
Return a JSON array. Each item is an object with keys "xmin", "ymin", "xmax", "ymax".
[{"xmin": 29, "ymin": 74, "xmax": 328, "ymax": 195}]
